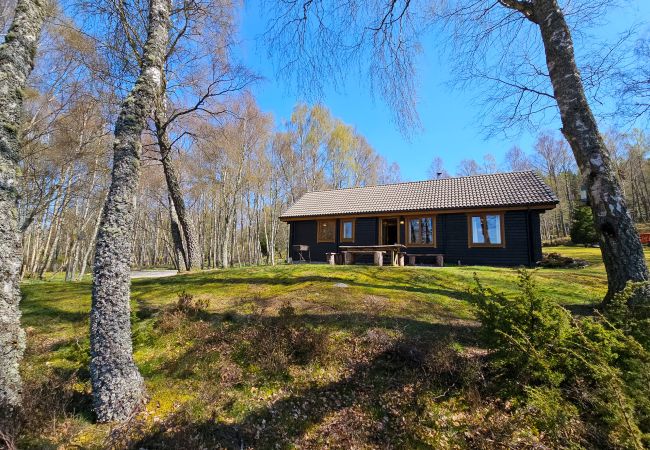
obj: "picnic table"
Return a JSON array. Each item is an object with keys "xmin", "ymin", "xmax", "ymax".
[{"xmin": 338, "ymin": 244, "xmax": 407, "ymax": 266}]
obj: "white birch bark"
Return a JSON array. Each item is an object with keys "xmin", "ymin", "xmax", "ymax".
[
  {"xmin": 90, "ymin": 0, "xmax": 171, "ymax": 422},
  {"xmin": 0, "ymin": 0, "xmax": 45, "ymax": 423}
]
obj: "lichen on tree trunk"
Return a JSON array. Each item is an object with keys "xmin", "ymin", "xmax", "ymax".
[
  {"xmin": 90, "ymin": 0, "xmax": 171, "ymax": 423},
  {"xmin": 0, "ymin": 0, "xmax": 46, "ymax": 425},
  {"xmin": 502, "ymin": 0, "xmax": 650, "ymax": 302}
]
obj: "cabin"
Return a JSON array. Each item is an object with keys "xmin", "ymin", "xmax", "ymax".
[{"xmin": 280, "ymin": 171, "xmax": 558, "ymax": 266}]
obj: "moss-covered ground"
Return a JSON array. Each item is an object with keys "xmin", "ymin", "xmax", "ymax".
[{"xmin": 15, "ymin": 246, "xmax": 646, "ymax": 448}]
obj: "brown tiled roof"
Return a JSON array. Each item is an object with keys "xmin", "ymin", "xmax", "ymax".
[{"xmin": 280, "ymin": 171, "xmax": 558, "ymax": 219}]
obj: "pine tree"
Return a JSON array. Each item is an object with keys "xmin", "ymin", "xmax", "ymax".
[{"xmin": 570, "ymin": 207, "xmax": 599, "ymax": 246}]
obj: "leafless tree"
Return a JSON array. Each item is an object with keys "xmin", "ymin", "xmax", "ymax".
[
  {"xmin": 427, "ymin": 156, "xmax": 450, "ymax": 179},
  {"xmin": 504, "ymin": 145, "xmax": 532, "ymax": 171},
  {"xmin": 262, "ymin": 0, "xmax": 649, "ymax": 302},
  {"xmin": 456, "ymin": 158, "xmax": 481, "ymax": 176},
  {"xmin": 616, "ymin": 34, "xmax": 650, "ymax": 125}
]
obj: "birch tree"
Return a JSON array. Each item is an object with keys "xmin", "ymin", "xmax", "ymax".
[
  {"xmin": 264, "ymin": 0, "xmax": 649, "ymax": 302},
  {"xmin": 0, "ymin": 0, "xmax": 46, "ymax": 423},
  {"xmin": 90, "ymin": 0, "xmax": 171, "ymax": 422},
  {"xmin": 100, "ymin": 0, "xmax": 252, "ymax": 271},
  {"xmin": 508, "ymin": 0, "xmax": 648, "ymax": 301}
]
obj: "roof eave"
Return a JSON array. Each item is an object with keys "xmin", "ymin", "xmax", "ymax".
[{"xmin": 279, "ymin": 201, "xmax": 559, "ymax": 221}]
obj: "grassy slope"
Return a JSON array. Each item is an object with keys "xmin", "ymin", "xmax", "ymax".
[{"xmin": 17, "ymin": 246, "xmax": 648, "ymax": 448}]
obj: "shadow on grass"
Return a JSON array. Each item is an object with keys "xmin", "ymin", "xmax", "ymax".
[
  {"xmin": 137, "ymin": 343, "xmax": 472, "ymax": 448},
  {"xmin": 562, "ymin": 303, "xmax": 599, "ymax": 317},
  {"xmin": 21, "ymin": 302, "xmax": 88, "ymax": 328},
  {"xmin": 134, "ymin": 272, "xmax": 474, "ymax": 302},
  {"xmin": 159, "ymin": 310, "xmax": 478, "ymax": 377},
  {"xmin": 121, "ymin": 310, "xmax": 479, "ymax": 448}
]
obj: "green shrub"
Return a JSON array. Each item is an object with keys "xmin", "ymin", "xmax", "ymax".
[
  {"xmin": 471, "ymin": 269, "xmax": 571, "ymax": 387},
  {"xmin": 570, "ymin": 206, "xmax": 599, "ymax": 246},
  {"xmin": 604, "ymin": 282, "xmax": 650, "ymax": 433},
  {"xmin": 522, "ymin": 386, "xmax": 583, "ymax": 444},
  {"xmin": 604, "ymin": 281, "xmax": 650, "ymax": 349},
  {"xmin": 471, "ymin": 269, "xmax": 650, "ymax": 449}
]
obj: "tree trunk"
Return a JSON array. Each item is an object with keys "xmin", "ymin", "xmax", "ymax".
[
  {"xmin": 221, "ymin": 215, "xmax": 231, "ymax": 268},
  {"xmin": 38, "ymin": 173, "xmax": 72, "ymax": 278},
  {"xmin": 0, "ymin": 0, "xmax": 46, "ymax": 424},
  {"xmin": 90, "ymin": 0, "xmax": 170, "ymax": 423},
  {"xmin": 78, "ymin": 193, "xmax": 106, "ymax": 281},
  {"xmin": 168, "ymin": 194, "xmax": 187, "ymax": 271},
  {"xmin": 529, "ymin": 0, "xmax": 649, "ymax": 301},
  {"xmin": 154, "ymin": 98, "xmax": 202, "ymax": 270}
]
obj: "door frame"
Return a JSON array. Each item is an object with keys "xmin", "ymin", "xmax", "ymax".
[{"xmin": 378, "ymin": 217, "xmax": 401, "ymax": 245}]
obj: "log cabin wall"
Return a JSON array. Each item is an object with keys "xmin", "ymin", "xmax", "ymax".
[{"xmin": 289, "ymin": 210, "xmax": 545, "ymax": 267}]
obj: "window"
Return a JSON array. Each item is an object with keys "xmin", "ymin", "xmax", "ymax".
[
  {"xmin": 317, "ymin": 219, "xmax": 336, "ymax": 243},
  {"xmin": 407, "ymin": 216, "xmax": 436, "ymax": 246},
  {"xmin": 340, "ymin": 219, "xmax": 355, "ymax": 242},
  {"xmin": 468, "ymin": 213, "xmax": 504, "ymax": 247}
]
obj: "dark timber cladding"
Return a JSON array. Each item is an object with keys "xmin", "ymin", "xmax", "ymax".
[{"xmin": 282, "ymin": 171, "xmax": 558, "ymax": 266}]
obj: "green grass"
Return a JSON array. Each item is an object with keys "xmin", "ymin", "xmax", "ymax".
[{"xmin": 16, "ymin": 245, "xmax": 647, "ymax": 448}]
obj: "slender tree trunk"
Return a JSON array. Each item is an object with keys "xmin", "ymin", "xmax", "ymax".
[
  {"xmin": 36, "ymin": 174, "xmax": 66, "ymax": 276},
  {"xmin": 168, "ymin": 194, "xmax": 187, "ymax": 271},
  {"xmin": 563, "ymin": 171, "xmax": 574, "ymax": 223},
  {"xmin": 152, "ymin": 210, "xmax": 161, "ymax": 265},
  {"xmin": 27, "ymin": 214, "xmax": 44, "ymax": 276},
  {"xmin": 221, "ymin": 215, "xmax": 231, "ymax": 268},
  {"xmin": 212, "ymin": 195, "xmax": 218, "ymax": 268},
  {"xmin": 20, "ymin": 230, "xmax": 32, "ymax": 278},
  {"xmin": 78, "ymin": 193, "xmax": 106, "ymax": 280},
  {"xmin": 0, "ymin": 0, "xmax": 46, "ymax": 424},
  {"xmin": 154, "ymin": 100, "xmax": 202, "ymax": 270},
  {"xmin": 66, "ymin": 241, "xmax": 80, "ymax": 281},
  {"xmin": 524, "ymin": 0, "xmax": 650, "ymax": 301},
  {"xmin": 90, "ymin": 0, "xmax": 170, "ymax": 423},
  {"xmin": 39, "ymin": 174, "xmax": 72, "ymax": 278}
]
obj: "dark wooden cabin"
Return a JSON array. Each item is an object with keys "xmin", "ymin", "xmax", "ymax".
[{"xmin": 280, "ymin": 171, "xmax": 558, "ymax": 266}]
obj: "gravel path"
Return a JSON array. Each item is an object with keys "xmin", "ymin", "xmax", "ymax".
[{"xmin": 130, "ymin": 270, "xmax": 178, "ymax": 279}]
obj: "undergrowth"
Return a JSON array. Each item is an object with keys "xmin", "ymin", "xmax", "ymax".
[
  {"xmin": 13, "ymin": 258, "xmax": 650, "ymax": 448},
  {"xmin": 471, "ymin": 269, "xmax": 650, "ymax": 449}
]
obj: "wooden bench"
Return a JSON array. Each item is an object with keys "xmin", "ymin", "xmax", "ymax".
[
  {"xmin": 407, "ymin": 253, "xmax": 444, "ymax": 267},
  {"xmin": 341, "ymin": 250, "xmax": 387, "ymax": 266},
  {"xmin": 338, "ymin": 250, "xmax": 407, "ymax": 266},
  {"xmin": 338, "ymin": 245, "xmax": 406, "ymax": 267}
]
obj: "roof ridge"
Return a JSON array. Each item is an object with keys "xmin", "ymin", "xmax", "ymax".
[
  {"xmin": 280, "ymin": 170, "xmax": 558, "ymax": 219},
  {"xmin": 301, "ymin": 170, "xmax": 537, "ymax": 195}
]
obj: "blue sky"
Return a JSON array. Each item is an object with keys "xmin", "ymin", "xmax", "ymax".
[{"xmin": 236, "ymin": 1, "xmax": 649, "ymax": 181}]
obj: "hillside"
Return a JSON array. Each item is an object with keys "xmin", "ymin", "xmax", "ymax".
[{"xmin": 15, "ymin": 246, "xmax": 644, "ymax": 448}]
